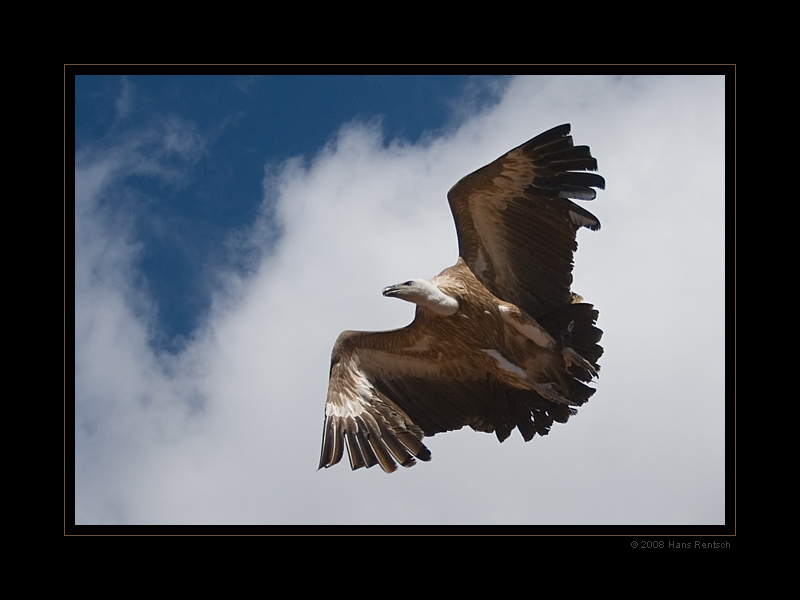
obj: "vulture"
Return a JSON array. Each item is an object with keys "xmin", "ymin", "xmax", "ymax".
[{"xmin": 318, "ymin": 124, "xmax": 604, "ymax": 473}]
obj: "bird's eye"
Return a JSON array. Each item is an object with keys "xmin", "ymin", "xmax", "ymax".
[{"xmin": 404, "ymin": 281, "xmax": 413, "ymax": 286}]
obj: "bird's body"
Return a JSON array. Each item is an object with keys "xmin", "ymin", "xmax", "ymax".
[{"xmin": 319, "ymin": 124, "xmax": 604, "ymax": 473}]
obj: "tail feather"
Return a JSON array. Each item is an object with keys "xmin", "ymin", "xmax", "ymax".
[{"xmin": 537, "ymin": 302, "xmax": 603, "ymax": 375}]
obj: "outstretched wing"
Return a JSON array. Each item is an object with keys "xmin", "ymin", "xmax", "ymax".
[
  {"xmin": 447, "ymin": 124, "xmax": 605, "ymax": 316},
  {"xmin": 318, "ymin": 321, "xmax": 587, "ymax": 474},
  {"xmin": 319, "ymin": 325, "xmax": 469, "ymax": 474}
]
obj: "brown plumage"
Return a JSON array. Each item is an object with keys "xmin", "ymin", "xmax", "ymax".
[{"xmin": 318, "ymin": 124, "xmax": 604, "ymax": 473}]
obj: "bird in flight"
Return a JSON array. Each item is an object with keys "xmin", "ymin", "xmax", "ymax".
[{"xmin": 318, "ymin": 124, "xmax": 604, "ymax": 473}]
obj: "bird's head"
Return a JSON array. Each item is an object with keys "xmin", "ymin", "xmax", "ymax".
[
  {"xmin": 382, "ymin": 279, "xmax": 459, "ymax": 316},
  {"xmin": 382, "ymin": 279, "xmax": 428, "ymax": 300}
]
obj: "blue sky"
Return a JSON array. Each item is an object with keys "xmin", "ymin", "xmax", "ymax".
[
  {"xmin": 73, "ymin": 74, "xmax": 728, "ymax": 526},
  {"xmin": 75, "ymin": 75, "xmax": 499, "ymax": 351}
]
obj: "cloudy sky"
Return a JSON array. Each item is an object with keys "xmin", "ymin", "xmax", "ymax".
[{"xmin": 73, "ymin": 74, "xmax": 728, "ymax": 527}]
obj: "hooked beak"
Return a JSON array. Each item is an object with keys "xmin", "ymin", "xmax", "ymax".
[{"xmin": 382, "ymin": 285, "xmax": 400, "ymax": 297}]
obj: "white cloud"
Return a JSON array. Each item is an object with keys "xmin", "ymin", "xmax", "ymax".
[
  {"xmin": 74, "ymin": 75, "xmax": 726, "ymax": 525},
  {"xmin": 115, "ymin": 76, "xmax": 134, "ymax": 120}
]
